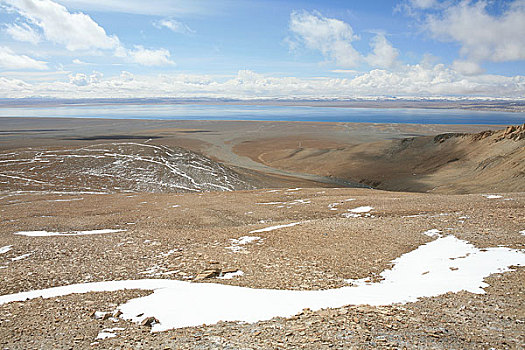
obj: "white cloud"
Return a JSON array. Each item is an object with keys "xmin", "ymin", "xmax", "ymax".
[
  {"xmin": 2, "ymin": 0, "xmax": 175, "ymax": 67},
  {"xmin": 365, "ymin": 34, "xmax": 399, "ymax": 68},
  {"xmin": 124, "ymin": 46, "xmax": 175, "ymax": 67},
  {"xmin": 289, "ymin": 10, "xmax": 361, "ymax": 68},
  {"xmin": 55, "ymin": 0, "xmax": 218, "ymax": 16},
  {"xmin": 4, "ymin": 22, "xmax": 41, "ymax": 44},
  {"xmin": 153, "ymin": 19, "xmax": 194, "ymax": 34},
  {"xmin": 119, "ymin": 71, "xmax": 134, "ymax": 82},
  {"xmin": 425, "ymin": 0, "xmax": 525, "ymax": 63},
  {"xmin": 0, "ymin": 46, "xmax": 48, "ymax": 70},
  {"xmin": 3, "ymin": 0, "xmax": 120, "ymax": 51},
  {"xmin": 0, "ymin": 76, "xmax": 33, "ymax": 95},
  {"xmin": 409, "ymin": 0, "xmax": 438, "ymax": 9},
  {"xmin": 331, "ymin": 69, "xmax": 360, "ymax": 74},
  {"xmin": 452, "ymin": 60, "xmax": 484, "ymax": 76},
  {"xmin": 0, "ymin": 65, "xmax": 523, "ymax": 99},
  {"xmin": 68, "ymin": 71, "xmax": 102, "ymax": 86}
]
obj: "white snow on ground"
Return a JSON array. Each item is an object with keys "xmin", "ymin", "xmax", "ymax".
[
  {"xmin": 1, "ymin": 236, "xmax": 524, "ymax": 332},
  {"xmin": 423, "ymin": 229, "xmax": 442, "ymax": 238},
  {"xmin": 96, "ymin": 328, "xmax": 124, "ymax": 340},
  {"xmin": 93, "ymin": 311, "xmax": 107, "ymax": 319},
  {"xmin": 483, "ymin": 195, "xmax": 503, "ymax": 199},
  {"xmin": 11, "ymin": 253, "xmax": 32, "ymax": 261},
  {"xmin": 342, "ymin": 206, "xmax": 374, "ymax": 218},
  {"xmin": 47, "ymin": 198, "xmax": 84, "ymax": 202},
  {"xmin": 217, "ymin": 270, "xmax": 245, "ymax": 279},
  {"xmin": 139, "ymin": 266, "xmax": 160, "ymax": 275},
  {"xmin": 96, "ymin": 332, "xmax": 116, "ymax": 340},
  {"xmin": 344, "ymin": 277, "xmax": 371, "ymax": 287},
  {"xmin": 288, "ymin": 199, "xmax": 311, "ymax": 205},
  {"xmin": 520, "ymin": 230, "xmax": 525, "ymax": 236},
  {"xmin": 159, "ymin": 249, "xmax": 179, "ymax": 257},
  {"xmin": 329, "ymin": 199, "xmax": 356, "ymax": 210},
  {"xmin": 14, "ymin": 229, "xmax": 126, "ymax": 237},
  {"xmin": 349, "ymin": 206, "xmax": 373, "ymax": 213},
  {"xmin": 226, "ymin": 236, "xmax": 262, "ymax": 252},
  {"xmin": 0, "ymin": 173, "xmax": 48, "ymax": 184},
  {"xmin": 0, "ymin": 245, "xmax": 12, "ymax": 254},
  {"xmin": 249, "ymin": 222, "xmax": 302, "ymax": 234},
  {"xmin": 257, "ymin": 199, "xmax": 311, "ymax": 207},
  {"xmin": 235, "ymin": 236, "xmax": 262, "ymax": 245}
]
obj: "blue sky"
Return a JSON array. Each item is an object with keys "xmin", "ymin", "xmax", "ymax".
[{"xmin": 0, "ymin": 0, "xmax": 524, "ymax": 98}]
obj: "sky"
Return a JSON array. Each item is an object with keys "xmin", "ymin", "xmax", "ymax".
[{"xmin": 0, "ymin": 0, "xmax": 524, "ymax": 99}]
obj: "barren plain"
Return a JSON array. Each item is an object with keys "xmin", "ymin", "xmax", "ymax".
[{"xmin": 0, "ymin": 117, "xmax": 524, "ymax": 349}]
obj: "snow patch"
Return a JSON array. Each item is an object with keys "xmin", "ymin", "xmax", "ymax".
[
  {"xmin": 482, "ymin": 195, "xmax": 503, "ymax": 199},
  {"xmin": 217, "ymin": 270, "xmax": 245, "ymax": 280},
  {"xmin": 0, "ymin": 245, "xmax": 12, "ymax": 254},
  {"xmin": 227, "ymin": 236, "xmax": 262, "ymax": 252},
  {"xmin": 349, "ymin": 206, "xmax": 373, "ymax": 213},
  {"xmin": 11, "ymin": 253, "xmax": 32, "ymax": 261},
  {"xmin": 423, "ymin": 229, "xmax": 442, "ymax": 238},
  {"xmin": 328, "ymin": 199, "xmax": 355, "ymax": 211},
  {"xmin": 249, "ymin": 222, "xmax": 302, "ymax": 234},
  {"xmin": 96, "ymin": 331, "xmax": 116, "ymax": 340},
  {"xmin": 48, "ymin": 198, "xmax": 84, "ymax": 202},
  {"xmin": 1, "ymin": 236, "xmax": 523, "ymax": 332},
  {"xmin": 342, "ymin": 206, "xmax": 374, "ymax": 218}
]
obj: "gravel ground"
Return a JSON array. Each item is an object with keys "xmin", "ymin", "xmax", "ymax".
[{"xmin": 1, "ymin": 187, "xmax": 524, "ymax": 349}]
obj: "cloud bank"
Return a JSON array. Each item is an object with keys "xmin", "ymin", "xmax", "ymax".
[{"xmin": 1, "ymin": 65, "xmax": 523, "ymax": 99}]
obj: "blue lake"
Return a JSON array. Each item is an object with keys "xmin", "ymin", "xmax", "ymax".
[{"xmin": 1, "ymin": 104, "xmax": 524, "ymax": 125}]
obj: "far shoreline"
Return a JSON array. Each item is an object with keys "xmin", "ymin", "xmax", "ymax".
[{"xmin": 0, "ymin": 97, "xmax": 524, "ymax": 114}]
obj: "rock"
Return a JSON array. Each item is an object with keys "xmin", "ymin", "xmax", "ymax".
[
  {"xmin": 221, "ymin": 268, "xmax": 239, "ymax": 274},
  {"xmin": 113, "ymin": 310, "xmax": 123, "ymax": 318},
  {"xmin": 318, "ymin": 309, "xmax": 333, "ymax": 317},
  {"xmin": 141, "ymin": 316, "xmax": 159, "ymax": 327},
  {"xmin": 498, "ymin": 124, "xmax": 525, "ymax": 141},
  {"xmin": 194, "ymin": 268, "xmax": 221, "ymax": 281}
]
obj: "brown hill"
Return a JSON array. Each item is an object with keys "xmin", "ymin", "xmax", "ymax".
[{"xmin": 233, "ymin": 124, "xmax": 525, "ymax": 194}]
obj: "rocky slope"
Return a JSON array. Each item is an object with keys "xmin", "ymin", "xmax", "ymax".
[
  {"xmin": 0, "ymin": 142, "xmax": 256, "ymax": 193},
  {"xmin": 234, "ymin": 124, "xmax": 525, "ymax": 194},
  {"xmin": 0, "ymin": 188, "xmax": 524, "ymax": 349}
]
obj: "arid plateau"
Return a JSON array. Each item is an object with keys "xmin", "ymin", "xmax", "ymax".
[{"xmin": 0, "ymin": 117, "xmax": 524, "ymax": 349}]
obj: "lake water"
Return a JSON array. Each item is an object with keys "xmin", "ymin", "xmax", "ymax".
[{"xmin": 1, "ymin": 104, "xmax": 524, "ymax": 125}]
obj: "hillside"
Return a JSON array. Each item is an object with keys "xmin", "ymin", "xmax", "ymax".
[
  {"xmin": 233, "ymin": 124, "xmax": 525, "ymax": 194},
  {"xmin": 0, "ymin": 142, "xmax": 258, "ymax": 193}
]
